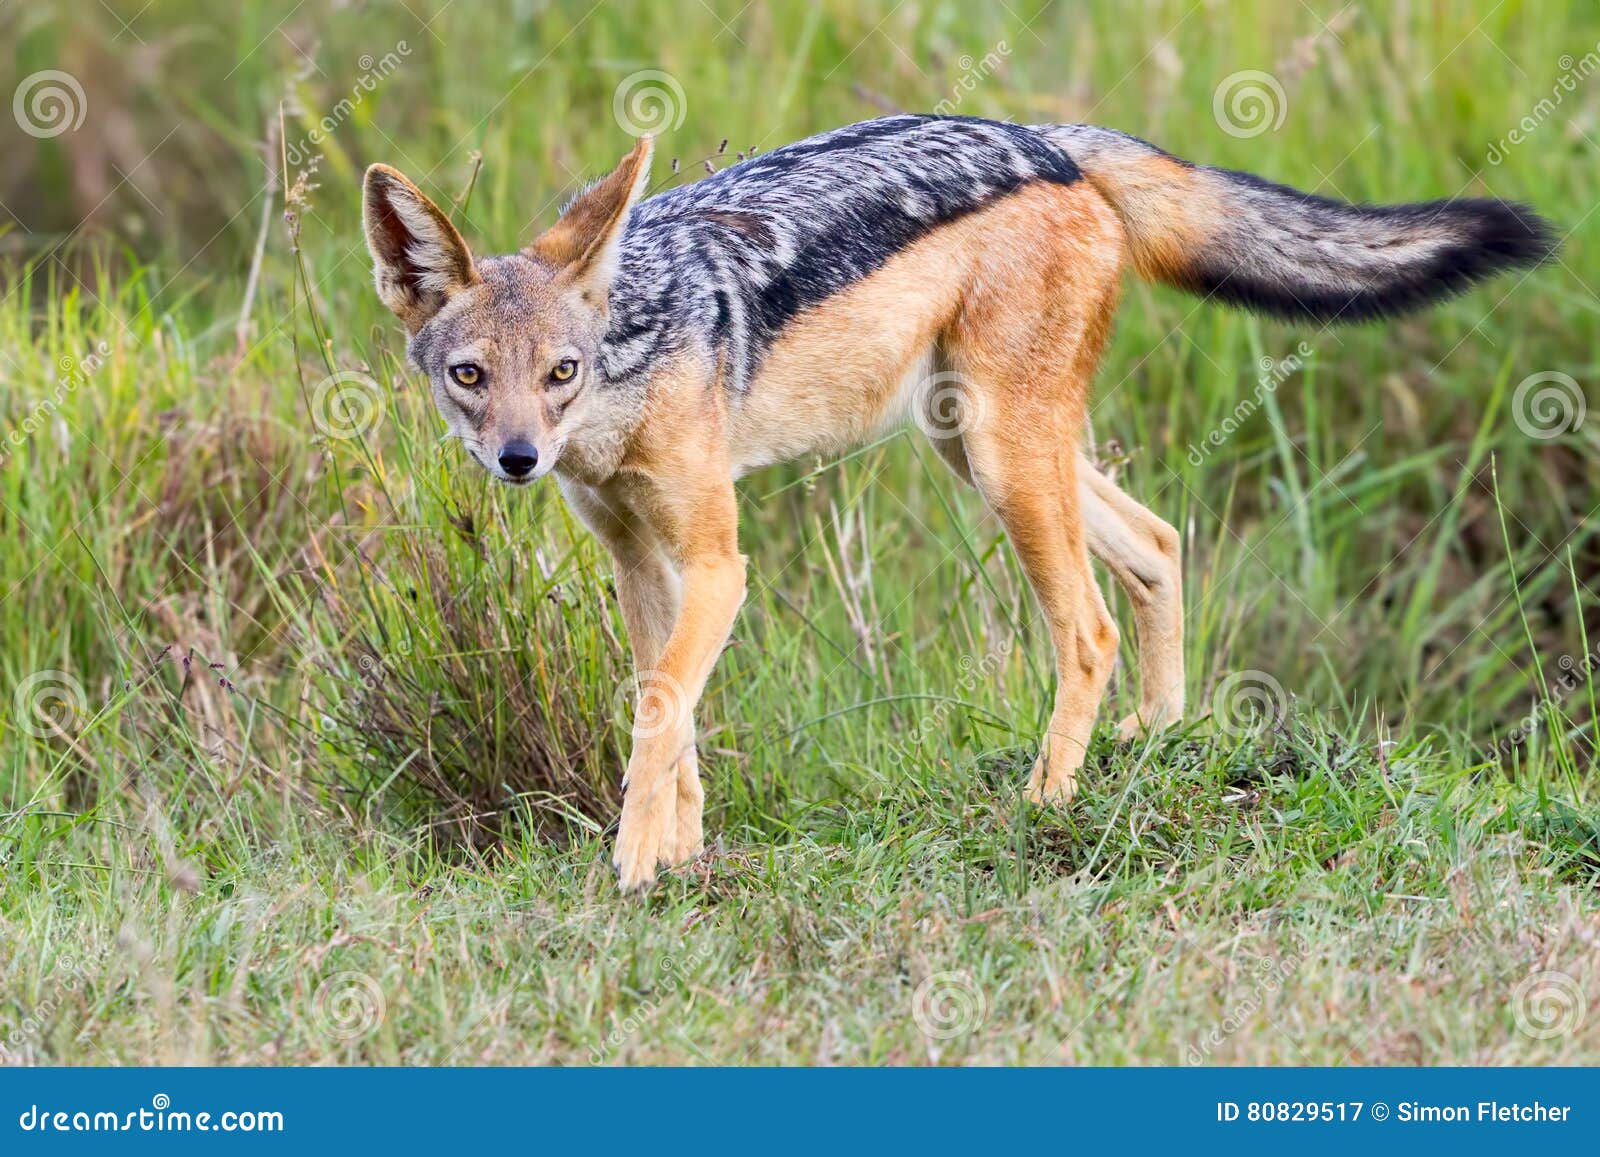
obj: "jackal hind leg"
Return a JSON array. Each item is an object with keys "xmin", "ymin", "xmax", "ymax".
[
  {"xmin": 1078, "ymin": 457, "xmax": 1184, "ymax": 739},
  {"xmin": 924, "ymin": 428, "xmax": 1180, "ymax": 749},
  {"xmin": 959, "ymin": 409, "xmax": 1118, "ymax": 806}
]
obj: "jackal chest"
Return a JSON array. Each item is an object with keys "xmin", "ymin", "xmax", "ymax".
[{"xmin": 726, "ymin": 349, "xmax": 935, "ymax": 477}]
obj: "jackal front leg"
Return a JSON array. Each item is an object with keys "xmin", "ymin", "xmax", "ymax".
[
  {"xmin": 612, "ymin": 479, "xmax": 744, "ymax": 892},
  {"xmin": 612, "ymin": 548, "xmax": 707, "ymax": 866},
  {"xmin": 563, "ymin": 477, "xmax": 702, "ymax": 865}
]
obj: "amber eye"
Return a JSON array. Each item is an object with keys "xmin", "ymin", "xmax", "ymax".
[
  {"xmin": 449, "ymin": 363, "xmax": 482, "ymax": 388},
  {"xmin": 550, "ymin": 358, "xmax": 578, "ymax": 383}
]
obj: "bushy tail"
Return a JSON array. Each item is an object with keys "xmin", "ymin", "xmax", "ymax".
[{"xmin": 1040, "ymin": 124, "xmax": 1555, "ymax": 323}]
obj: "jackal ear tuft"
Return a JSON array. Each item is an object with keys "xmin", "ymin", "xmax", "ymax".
[
  {"xmin": 362, "ymin": 164, "xmax": 479, "ymax": 332},
  {"xmin": 527, "ymin": 136, "xmax": 653, "ymax": 307}
]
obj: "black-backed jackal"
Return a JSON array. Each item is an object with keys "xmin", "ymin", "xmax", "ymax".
[{"xmin": 363, "ymin": 116, "xmax": 1552, "ymax": 890}]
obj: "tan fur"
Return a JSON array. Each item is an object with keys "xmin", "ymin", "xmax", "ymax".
[
  {"xmin": 363, "ymin": 165, "xmax": 481, "ymax": 332},
  {"xmin": 573, "ymin": 361, "xmax": 744, "ymax": 884},
  {"xmin": 1072, "ymin": 153, "xmax": 1221, "ymax": 285},
  {"xmin": 730, "ymin": 225, "xmax": 974, "ymax": 471},
  {"xmin": 614, "ymin": 182, "xmax": 1156, "ymax": 832},
  {"xmin": 527, "ymin": 136, "xmax": 654, "ymax": 300},
  {"xmin": 366, "ymin": 149, "xmax": 1194, "ymax": 891},
  {"xmin": 937, "ymin": 184, "xmax": 1128, "ymax": 801},
  {"xmin": 1079, "ymin": 457, "xmax": 1184, "ymax": 736}
]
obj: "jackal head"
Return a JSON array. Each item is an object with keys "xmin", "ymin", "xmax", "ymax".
[{"xmin": 361, "ymin": 138, "xmax": 652, "ymax": 484}]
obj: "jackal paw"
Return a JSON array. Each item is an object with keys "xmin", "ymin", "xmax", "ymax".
[
  {"xmin": 1114, "ymin": 713, "xmax": 1146, "ymax": 743},
  {"xmin": 1115, "ymin": 702, "xmax": 1182, "ymax": 743},
  {"xmin": 669, "ymin": 751, "xmax": 705, "ymax": 865},
  {"xmin": 1024, "ymin": 753, "xmax": 1079, "ymax": 808},
  {"xmin": 613, "ymin": 774, "xmax": 678, "ymax": 892}
]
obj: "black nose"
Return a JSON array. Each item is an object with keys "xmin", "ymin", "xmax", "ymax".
[{"xmin": 498, "ymin": 441, "xmax": 538, "ymax": 478}]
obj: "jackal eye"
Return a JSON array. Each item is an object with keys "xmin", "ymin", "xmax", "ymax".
[
  {"xmin": 448, "ymin": 363, "xmax": 483, "ymax": 388},
  {"xmin": 550, "ymin": 358, "xmax": 578, "ymax": 383}
]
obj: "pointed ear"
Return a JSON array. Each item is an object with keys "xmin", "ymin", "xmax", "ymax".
[
  {"xmin": 362, "ymin": 164, "xmax": 480, "ymax": 332},
  {"xmin": 526, "ymin": 136, "xmax": 653, "ymax": 306}
]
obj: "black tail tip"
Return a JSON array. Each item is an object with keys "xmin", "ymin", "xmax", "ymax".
[{"xmin": 1464, "ymin": 198, "xmax": 1559, "ymax": 274}]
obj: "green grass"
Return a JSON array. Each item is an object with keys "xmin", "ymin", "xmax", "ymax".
[{"xmin": 2, "ymin": 0, "xmax": 1598, "ymax": 1064}]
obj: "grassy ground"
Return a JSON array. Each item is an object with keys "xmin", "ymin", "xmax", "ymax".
[{"xmin": 2, "ymin": 0, "xmax": 1598, "ymax": 1064}]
